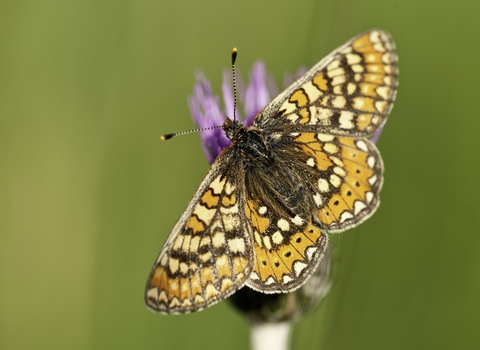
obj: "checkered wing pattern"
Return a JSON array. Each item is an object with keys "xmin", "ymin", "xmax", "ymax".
[
  {"xmin": 145, "ymin": 151, "xmax": 253, "ymax": 314},
  {"xmin": 256, "ymin": 30, "xmax": 398, "ymax": 137}
]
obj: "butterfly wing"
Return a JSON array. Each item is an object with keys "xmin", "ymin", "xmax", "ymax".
[
  {"xmin": 244, "ymin": 196, "xmax": 328, "ymax": 293},
  {"xmin": 291, "ymin": 132, "xmax": 383, "ymax": 232},
  {"xmin": 145, "ymin": 149, "xmax": 253, "ymax": 314},
  {"xmin": 255, "ymin": 29, "xmax": 398, "ymax": 137}
]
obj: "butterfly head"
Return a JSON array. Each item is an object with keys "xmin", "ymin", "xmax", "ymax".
[{"xmin": 222, "ymin": 117, "xmax": 245, "ymax": 140}]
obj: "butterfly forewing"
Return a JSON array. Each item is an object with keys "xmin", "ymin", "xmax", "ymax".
[
  {"xmin": 146, "ymin": 151, "xmax": 253, "ymax": 314},
  {"xmin": 256, "ymin": 30, "xmax": 398, "ymax": 137}
]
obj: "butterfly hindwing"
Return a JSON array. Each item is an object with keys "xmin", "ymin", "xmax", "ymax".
[
  {"xmin": 145, "ymin": 151, "xmax": 253, "ymax": 314},
  {"xmin": 244, "ymin": 197, "xmax": 328, "ymax": 293},
  {"xmin": 291, "ymin": 132, "xmax": 383, "ymax": 232}
]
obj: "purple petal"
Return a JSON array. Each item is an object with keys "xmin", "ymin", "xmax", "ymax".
[
  {"xmin": 244, "ymin": 61, "xmax": 272, "ymax": 126},
  {"xmin": 188, "ymin": 71, "xmax": 230, "ymax": 163},
  {"xmin": 370, "ymin": 124, "xmax": 385, "ymax": 144}
]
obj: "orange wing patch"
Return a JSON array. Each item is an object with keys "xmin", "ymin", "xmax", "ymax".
[{"xmin": 244, "ymin": 199, "xmax": 328, "ymax": 293}]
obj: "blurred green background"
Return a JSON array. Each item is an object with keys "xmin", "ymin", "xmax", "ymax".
[{"xmin": 1, "ymin": 0, "xmax": 479, "ymax": 349}]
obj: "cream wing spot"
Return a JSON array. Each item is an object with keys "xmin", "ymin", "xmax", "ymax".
[
  {"xmin": 339, "ymin": 111, "xmax": 355, "ymax": 129},
  {"xmin": 277, "ymin": 218, "xmax": 290, "ymax": 231},
  {"xmin": 200, "ymin": 251, "xmax": 212, "ymax": 262},
  {"xmin": 327, "ymin": 59, "xmax": 340, "ymax": 70},
  {"xmin": 224, "ymin": 181, "xmax": 236, "ymax": 195},
  {"xmin": 221, "ymin": 278, "xmax": 234, "ymax": 292},
  {"xmin": 173, "ymin": 235, "xmax": 184, "ymax": 250},
  {"xmin": 331, "ymin": 95, "xmax": 347, "ymax": 108},
  {"xmin": 147, "ymin": 287, "xmax": 159, "ymax": 300},
  {"xmin": 263, "ymin": 236, "xmax": 272, "ymax": 250},
  {"xmin": 193, "ymin": 204, "xmax": 215, "ymax": 225},
  {"xmin": 181, "ymin": 235, "xmax": 191, "ymax": 252},
  {"xmin": 340, "ymin": 211, "xmax": 354, "ymax": 223},
  {"xmin": 356, "ymin": 140, "xmax": 368, "ymax": 152},
  {"xmin": 330, "ymin": 174, "xmax": 342, "ymax": 188},
  {"xmin": 264, "ymin": 276, "xmax": 276, "ymax": 285},
  {"xmin": 328, "ymin": 67, "xmax": 345, "ymax": 78},
  {"xmin": 347, "ymin": 82, "xmax": 357, "ymax": 95},
  {"xmin": 346, "ymin": 53, "xmax": 362, "ymax": 64},
  {"xmin": 351, "ymin": 64, "xmax": 364, "ymax": 73},
  {"xmin": 293, "ymin": 261, "xmax": 308, "ymax": 277},
  {"xmin": 323, "ymin": 142, "xmax": 338, "ymax": 154},
  {"xmin": 291, "ymin": 215, "xmax": 304, "ymax": 226},
  {"xmin": 354, "ymin": 201, "xmax": 367, "ymax": 215},
  {"xmin": 159, "ymin": 290, "xmax": 168, "ymax": 303},
  {"xmin": 303, "ymin": 81, "xmax": 322, "ymax": 101},
  {"xmin": 332, "ymin": 75, "xmax": 346, "ymax": 85},
  {"xmin": 228, "ymin": 237, "xmax": 246, "ymax": 253},
  {"xmin": 306, "ymin": 157, "xmax": 316, "ymax": 167},
  {"xmin": 250, "ymin": 271, "xmax": 260, "ymax": 281},
  {"xmin": 353, "ymin": 97, "xmax": 365, "ymax": 109},
  {"xmin": 209, "ymin": 175, "xmax": 226, "ymax": 194},
  {"xmin": 367, "ymin": 156, "xmax": 376, "ymax": 168},
  {"xmin": 179, "ymin": 262, "xmax": 189, "ymax": 275},
  {"xmin": 306, "ymin": 247, "xmax": 317, "ymax": 260},
  {"xmin": 169, "ymin": 258, "xmax": 179, "ymax": 274},
  {"xmin": 334, "ymin": 166, "xmax": 346, "ymax": 177},
  {"xmin": 377, "ymin": 86, "xmax": 390, "ymax": 99},
  {"xmin": 205, "ymin": 284, "xmax": 219, "ymax": 299},
  {"xmin": 318, "ymin": 178, "xmax": 330, "ymax": 192},
  {"xmin": 272, "ymin": 231, "xmax": 284, "ymax": 245},
  {"xmin": 200, "ymin": 236, "xmax": 211, "ymax": 247},
  {"xmin": 313, "ymin": 192, "xmax": 323, "ymax": 207},
  {"xmin": 375, "ymin": 101, "xmax": 387, "ymax": 113},
  {"xmin": 212, "ymin": 231, "xmax": 225, "ymax": 248},
  {"xmin": 169, "ymin": 297, "xmax": 180, "ymax": 309},
  {"xmin": 159, "ymin": 253, "xmax": 168, "ymax": 266},
  {"xmin": 194, "ymin": 295, "xmax": 205, "ymax": 306},
  {"xmin": 317, "ymin": 133, "xmax": 335, "ymax": 142},
  {"xmin": 190, "ymin": 236, "xmax": 200, "ymax": 252},
  {"xmin": 366, "ymin": 192, "xmax": 374, "ymax": 203}
]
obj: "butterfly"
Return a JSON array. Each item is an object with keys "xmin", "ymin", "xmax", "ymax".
[{"xmin": 146, "ymin": 29, "xmax": 398, "ymax": 314}]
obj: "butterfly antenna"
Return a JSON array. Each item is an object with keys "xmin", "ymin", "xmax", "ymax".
[
  {"xmin": 160, "ymin": 125, "xmax": 222, "ymax": 141},
  {"xmin": 162, "ymin": 48, "xmax": 238, "ymax": 141},
  {"xmin": 231, "ymin": 48, "xmax": 238, "ymax": 123}
]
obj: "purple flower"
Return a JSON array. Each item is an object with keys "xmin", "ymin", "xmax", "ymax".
[{"xmin": 188, "ymin": 60, "xmax": 308, "ymax": 164}]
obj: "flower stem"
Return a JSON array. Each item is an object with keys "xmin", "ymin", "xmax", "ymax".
[{"xmin": 251, "ymin": 322, "xmax": 292, "ymax": 350}]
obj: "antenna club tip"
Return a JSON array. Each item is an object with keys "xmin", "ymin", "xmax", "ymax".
[
  {"xmin": 231, "ymin": 48, "xmax": 238, "ymax": 64},
  {"xmin": 160, "ymin": 134, "xmax": 174, "ymax": 141}
]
